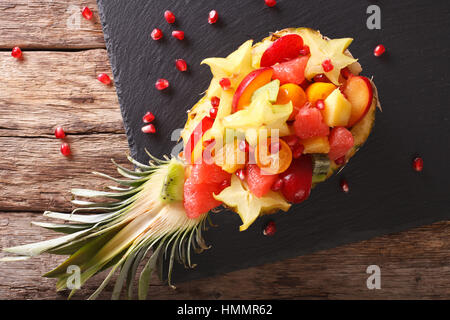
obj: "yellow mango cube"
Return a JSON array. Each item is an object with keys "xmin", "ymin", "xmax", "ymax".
[
  {"xmin": 322, "ymin": 88, "xmax": 352, "ymax": 127},
  {"xmin": 301, "ymin": 136, "xmax": 330, "ymax": 154}
]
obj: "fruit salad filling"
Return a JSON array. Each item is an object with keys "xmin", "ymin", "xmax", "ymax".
[{"xmin": 180, "ymin": 28, "xmax": 377, "ymax": 230}]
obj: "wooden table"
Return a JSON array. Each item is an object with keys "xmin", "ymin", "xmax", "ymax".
[{"xmin": 0, "ymin": 1, "xmax": 448, "ymax": 300}]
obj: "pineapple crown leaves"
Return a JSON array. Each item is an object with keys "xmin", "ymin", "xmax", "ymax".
[{"xmin": 1, "ymin": 153, "xmax": 211, "ymax": 300}]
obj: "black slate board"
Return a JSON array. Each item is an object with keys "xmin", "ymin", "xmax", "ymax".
[{"xmin": 97, "ymin": 0, "xmax": 450, "ymax": 282}]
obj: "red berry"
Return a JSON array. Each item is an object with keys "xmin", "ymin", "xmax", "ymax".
[
  {"xmin": 334, "ymin": 156, "xmax": 346, "ymax": 166},
  {"xmin": 60, "ymin": 143, "xmax": 71, "ymax": 156},
  {"xmin": 313, "ymin": 74, "xmax": 330, "ymax": 83},
  {"xmin": 155, "ymin": 78, "xmax": 169, "ymax": 90},
  {"xmin": 265, "ymin": 0, "xmax": 277, "ymax": 7},
  {"xmin": 292, "ymin": 144, "xmax": 304, "ymax": 159},
  {"xmin": 142, "ymin": 112, "xmax": 155, "ymax": 123},
  {"xmin": 239, "ymin": 140, "xmax": 249, "ymax": 153},
  {"xmin": 412, "ymin": 157, "xmax": 423, "ymax": 172},
  {"xmin": 97, "ymin": 73, "xmax": 111, "ymax": 85},
  {"xmin": 271, "ymin": 178, "xmax": 284, "ymax": 191},
  {"xmin": 340, "ymin": 179, "xmax": 349, "ymax": 193},
  {"xmin": 374, "ymin": 44, "xmax": 386, "ymax": 57},
  {"xmin": 208, "ymin": 10, "xmax": 218, "ymax": 24},
  {"xmin": 81, "ymin": 7, "xmax": 93, "ymax": 20},
  {"xmin": 11, "ymin": 47, "xmax": 22, "ymax": 59},
  {"xmin": 142, "ymin": 124, "xmax": 156, "ymax": 134},
  {"xmin": 172, "ymin": 30, "xmax": 185, "ymax": 40},
  {"xmin": 322, "ymin": 59, "xmax": 334, "ymax": 72},
  {"xmin": 209, "ymin": 107, "xmax": 218, "ymax": 119},
  {"xmin": 219, "ymin": 78, "xmax": 231, "ymax": 90},
  {"xmin": 235, "ymin": 168, "xmax": 246, "ymax": 180},
  {"xmin": 175, "ymin": 59, "xmax": 188, "ymax": 72},
  {"xmin": 263, "ymin": 221, "xmax": 276, "ymax": 236},
  {"xmin": 151, "ymin": 28, "xmax": 163, "ymax": 40},
  {"xmin": 54, "ymin": 126, "xmax": 65, "ymax": 139},
  {"xmin": 315, "ymin": 99, "xmax": 325, "ymax": 110},
  {"xmin": 211, "ymin": 96, "xmax": 220, "ymax": 108},
  {"xmin": 164, "ymin": 10, "xmax": 175, "ymax": 24},
  {"xmin": 299, "ymin": 45, "xmax": 310, "ymax": 56}
]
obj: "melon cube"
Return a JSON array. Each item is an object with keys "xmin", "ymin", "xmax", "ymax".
[
  {"xmin": 301, "ymin": 136, "xmax": 330, "ymax": 154},
  {"xmin": 322, "ymin": 89, "xmax": 352, "ymax": 127}
]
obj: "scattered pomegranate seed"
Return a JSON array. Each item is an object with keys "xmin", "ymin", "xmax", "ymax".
[
  {"xmin": 315, "ymin": 99, "xmax": 325, "ymax": 110},
  {"xmin": 208, "ymin": 10, "xmax": 219, "ymax": 24},
  {"xmin": 335, "ymin": 156, "xmax": 346, "ymax": 165},
  {"xmin": 211, "ymin": 96, "xmax": 220, "ymax": 108},
  {"xmin": 374, "ymin": 44, "xmax": 386, "ymax": 57},
  {"xmin": 209, "ymin": 107, "xmax": 218, "ymax": 119},
  {"xmin": 299, "ymin": 45, "xmax": 310, "ymax": 56},
  {"xmin": 172, "ymin": 30, "xmax": 185, "ymax": 40},
  {"xmin": 155, "ymin": 78, "xmax": 169, "ymax": 90},
  {"xmin": 263, "ymin": 221, "xmax": 276, "ymax": 236},
  {"xmin": 322, "ymin": 59, "xmax": 334, "ymax": 72},
  {"xmin": 164, "ymin": 10, "xmax": 176, "ymax": 24},
  {"xmin": 235, "ymin": 168, "xmax": 246, "ymax": 180},
  {"xmin": 81, "ymin": 7, "xmax": 93, "ymax": 20},
  {"xmin": 340, "ymin": 179, "xmax": 349, "ymax": 193},
  {"xmin": 239, "ymin": 140, "xmax": 249, "ymax": 153},
  {"xmin": 142, "ymin": 124, "xmax": 156, "ymax": 134},
  {"xmin": 175, "ymin": 59, "xmax": 188, "ymax": 72},
  {"xmin": 412, "ymin": 157, "xmax": 423, "ymax": 172},
  {"xmin": 11, "ymin": 47, "xmax": 22, "ymax": 59},
  {"xmin": 54, "ymin": 126, "xmax": 66, "ymax": 139},
  {"xmin": 292, "ymin": 144, "xmax": 304, "ymax": 159},
  {"xmin": 219, "ymin": 78, "xmax": 231, "ymax": 90},
  {"xmin": 151, "ymin": 28, "xmax": 163, "ymax": 40},
  {"xmin": 97, "ymin": 73, "xmax": 111, "ymax": 85},
  {"xmin": 60, "ymin": 143, "xmax": 71, "ymax": 156},
  {"xmin": 264, "ymin": 0, "xmax": 277, "ymax": 8},
  {"xmin": 313, "ymin": 74, "xmax": 329, "ymax": 83},
  {"xmin": 142, "ymin": 112, "xmax": 155, "ymax": 123},
  {"xmin": 271, "ymin": 179, "xmax": 283, "ymax": 191}
]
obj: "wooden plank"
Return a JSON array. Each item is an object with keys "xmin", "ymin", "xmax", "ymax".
[
  {"xmin": 1, "ymin": 212, "xmax": 448, "ymax": 299},
  {"xmin": 0, "ymin": 0, "xmax": 104, "ymax": 49},
  {"xmin": 0, "ymin": 50, "xmax": 123, "ymax": 137}
]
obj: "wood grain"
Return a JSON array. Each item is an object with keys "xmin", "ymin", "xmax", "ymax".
[
  {"xmin": 0, "ymin": 0, "xmax": 104, "ymax": 49},
  {"xmin": 0, "ymin": 0, "xmax": 448, "ymax": 300}
]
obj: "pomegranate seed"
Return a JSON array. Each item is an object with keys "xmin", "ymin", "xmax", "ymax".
[
  {"xmin": 219, "ymin": 78, "xmax": 231, "ymax": 90},
  {"xmin": 142, "ymin": 112, "xmax": 155, "ymax": 123},
  {"xmin": 155, "ymin": 78, "xmax": 169, "ymax": 90},
  {"xmin": 374, "ymin": 44, "xmax": 386, "ymax": 57},
  {"xmin": 335, "ymin": 156, "xmax": 346, "ymax": 165},
  {"xmin": 209, "ymin": 107, "xmax": 218, "ymax": 119},
  {"xmin": 211, "ymin": 96, "xmax": 220, "ymax": 108},
  {"xmin": 208, "ymin": 10, "xmax": 218, "ymax": 24},
  {"xmin": 412, "ymin": 157, "xmax": 423, "ymax": 172},
  {"xmin": 54, "ymin": 126, "xmax": 66, "ymax": 139},
  {"xmin": 263, "ymin": 221, "xmax": 276, "ymax": 236},
  {"xmin": 283, "ymin": 135, "xmax": 300, "ymax": 149},
  {"xmin": 151, "ymin": 28, "xmax": 163, "ymax": 40},
  {"xmin": 97, "ymin": 73, "xmax": 111, "ymax": 85},
  {"xmin": 81, "ymin": 7, "xmax": 93, "ymax": 20},
  {"xmin": 172, "ymin": 30, "xmax": 185, "ymax": 40},
  {"xmin": 292, "ymin": 144, "xmax": 304, "ymax": 159},
  {"xmin": 322, "ymin": 59, "xmax": 334, "ymax": 72},
  {"xmin": 264, "ymin": 0, "xmax": 277, "ymax": 8},
  {"xmin": 164, "ymin": 10, "xmax": 175, "ymax": 24},
  {"xmin": 60, "ymin": 143, "xmax": 71, "ymax": 156},
  {"xmin": 11, "ymin": 47, "xmax": 22, "ymax": 59},
  {"xmin": 340, "ymin": 179, "xmax": 349, "ymax": 193},
  {"xmin": 313, "ymin": 74, "xmax": 330, "ymax": 83},
  {"xmin": 220, "ymin": 179, "xmax": 230, "ymax": 189},
  {"xmin": 175, "ymin": 59, "xmax": 188, "ymax": 72},
  {"xmin": 235, "ymin": 168, "xmax": 246, "ymax": 181},
  {"xmin": 340, "ymin": 67, "xmax": 352, "ymax": 79},
  {"xmin": 239, "ymin": 140, "xmax": 249, "ymax": 152},
  {"xmin": 315, "ymin": 99, "xmax": 325, "ymax": 110},
  {"xmin": 142, "ymin": 124, "xmax": 156, "ymax": 134},
  {"xmin": 271, "ymin": 179, "xmax": 283, "ymax": 191},
  {"xmin": 299, "ymin": 45, "xmax": 310, "ymax": 56}
]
